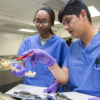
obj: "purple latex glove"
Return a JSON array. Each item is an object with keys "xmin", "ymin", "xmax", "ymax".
[
  {"xmin": 22, "ymin": 49, "xmax": 56, "ymax": 67},
  {"xmin": 88, "ymin": 98, "xmax": 100, "ymax": 100},
  {"xmin": 11, "ymin": 63, "xmax": 25, "ymax": 78},
  {"xmin": 43, "ymin": 82, "xmax": 59, "ymax": 93}
]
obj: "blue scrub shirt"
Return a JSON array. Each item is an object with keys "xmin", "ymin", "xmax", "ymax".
[
  {"xmin": 64, "ymin": 30, "xmax": 100, "ymax": 96},
  {"xmin": 18, "ymin": 34, "xmax": 68, "ymax": 88}
]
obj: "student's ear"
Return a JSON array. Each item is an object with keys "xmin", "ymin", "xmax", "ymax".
[{"xmin": 80, "ymin": 9, "xmax": 87, "ymax": 21}]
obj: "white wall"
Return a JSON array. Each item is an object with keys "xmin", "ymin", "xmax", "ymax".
[
  {"xmin": 0, "ymin": 32, "xmax": 30, "ymax": 55},
  {"xmin": 55, "ymin": 27, "xmax": 71, "ymax": 39}
]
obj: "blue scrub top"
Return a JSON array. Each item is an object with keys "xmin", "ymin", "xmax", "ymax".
[
  {"xmin": 18, "ymin": 34, "xmax": 68, "ymax": 88},
  {"xmin": 64, "ymin": 30, "xmax": 100, "ymax": 96}
]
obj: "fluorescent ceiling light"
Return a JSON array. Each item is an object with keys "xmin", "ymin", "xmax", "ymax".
[
  {"xmin": 18, "ymin": 29, "xmax": 36, "ymax": 32},
  {"xmin": 88, "ymin": 6, "xmax": 100, "ymax": 17},
  {"xmin": 54, "ymin": 21, "xmax": 60, "ymax": 25}
]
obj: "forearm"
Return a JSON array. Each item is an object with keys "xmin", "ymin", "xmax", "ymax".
[{"xmin": 48, "ymin": 62, "xmax": 69, "ymax": 85}]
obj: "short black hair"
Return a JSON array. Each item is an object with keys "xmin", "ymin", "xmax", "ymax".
[
  {"xmin": 58, "ymin": 0, "xmax": 92, "ymax": 23},
  {"xmin": 34, "ymin": 7, "xmax": 55, "ymax": 26}
]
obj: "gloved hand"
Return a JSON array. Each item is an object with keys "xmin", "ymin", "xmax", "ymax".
[
  {"xmin": 43, "ymin": 81, "xmax": 59, "ymax": 93},
  {"xmin": 22, "ymin": 49, "xmax": 56, "ymax": 67},
  {"xmin": 11, "ymin": 63, "xmax": 25, "ymax": 78}
]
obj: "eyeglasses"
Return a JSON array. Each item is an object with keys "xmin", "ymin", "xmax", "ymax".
[{"xmin": 33, "ymin": 19, "xmax": 50, "ymax": 26}]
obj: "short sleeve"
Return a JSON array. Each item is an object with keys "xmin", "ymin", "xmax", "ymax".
[
  {"xmin": 59, "ymin": 40, "xmax": 68, "ymax": 67},
  {"xmin": 63, "ymin": 47, "xmax": 70, "ymax": 69}
]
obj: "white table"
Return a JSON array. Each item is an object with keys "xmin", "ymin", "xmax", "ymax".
[
  {"xmin": 47, "ymin": 91, "xmax": 96, "ymax": 100},
  {"xmin": 6, "ymin": 84, "xmax": 96, "ymax": 100}
]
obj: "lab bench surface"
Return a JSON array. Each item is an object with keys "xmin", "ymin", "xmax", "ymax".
[{"xmin": 5, "ymin": 84, "xmax": 96, "ymax": 100}]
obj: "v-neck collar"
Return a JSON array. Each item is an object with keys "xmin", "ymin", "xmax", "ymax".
[
  {"xmin": 37, "ymin": 34, "xmax": 55, "ymax": 48},
  {"xmin": 78, "ymin": 30, "xmax": 100, "ymax": 53}
]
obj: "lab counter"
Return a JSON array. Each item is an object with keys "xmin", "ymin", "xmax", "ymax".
[
  {"xmin": 5, "ymin": 84, "xmax": 96, "ymax": 100},
  {"xmin": 0, "ymin": 92, "xmax": 15, "ymax": 100},
  {"xmin": 0, "ymin": 69, "xmax": 24, "ymax": 93}
]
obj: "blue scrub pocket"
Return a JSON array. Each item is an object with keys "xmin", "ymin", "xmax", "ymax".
[
  {"xmin": 95, "ymin": 58, "xmax": 100, "ymax": 69},
  {"xmin": 95, "ymin": 64, "xmax": 100, "ymax": 69}
]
